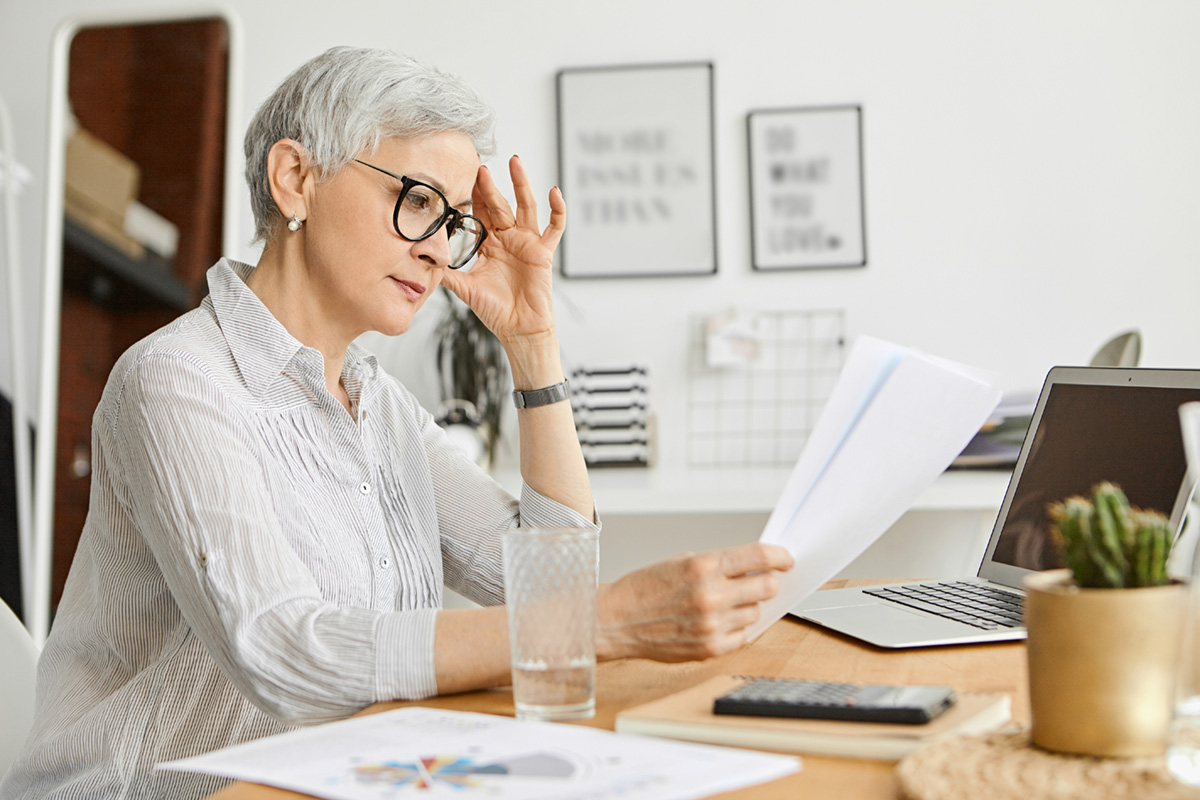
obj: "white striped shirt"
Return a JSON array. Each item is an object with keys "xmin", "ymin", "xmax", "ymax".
[{"xmin": 0, "ymin": 259, "xmax": 597, "ymax": 799}]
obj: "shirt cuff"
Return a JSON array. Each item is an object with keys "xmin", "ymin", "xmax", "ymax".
[
  {"xmin": 373, "ymin": 607, "xmax": 439, "ymax": 701},
  {"xmin": 519, "ymin": 483, "xmax": 602, "ymax": 531}
]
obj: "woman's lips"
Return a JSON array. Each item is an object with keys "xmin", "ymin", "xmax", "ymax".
[{"xmin": 392, "ymin": 277, "xmax": 425, "ymax": 301}]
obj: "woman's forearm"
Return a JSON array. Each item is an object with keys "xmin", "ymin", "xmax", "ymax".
[
  {"xmin": 432, "ymin": 606, "xmax": 512, "ymax": 694},
  {"xmin": 504, "ymin": 330, "xmax": 594, "ymax": 520}
]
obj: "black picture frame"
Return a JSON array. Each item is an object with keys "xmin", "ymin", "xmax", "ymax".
[
  {"xmin": 556, "ymin": 62, "xmax": 718, "ymax": 279},
  {"xmin": 747, "ymin": 105, "xmax": 867, "ymax": 271}
]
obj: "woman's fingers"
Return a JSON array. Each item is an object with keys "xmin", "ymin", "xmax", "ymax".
[
  {"xmin": 475, "ymin": 158, "xmax": 565, "ymax": 236},
  {"xmin": 680, "ymin": 604, "xmax": 761, "ymax": 659},
  {"xmin": 542, "ymin": 185, "xmax": 566, "ymax": 252},
  {"xmin": 691, "ymin": 567, "xmax": 780, "ymax": 628},
  {"xmin": 505, "ymin": 156, "xmax": 567, "ymax": 257},
  {"xmin": 471, "ymin": 164, "xmax": 512, "ymax": 233},
  {"xmin": 473, "ymin": 158, "xmax": 540, "ymax": 234},
  {"xmin": 674, "ymin": 546, "xmax": 790, "ymax": 616},
  {"xmin": 718, "ymin": 543, "xmax": 794, "ymax": 578},
  {"xmin": 596, "ymin": 544, "xmax": 794, "ymax": 663},
  {"xmin": 509, "ymin": 155, "xmax": 539, "ymax": 231},
  {"xmin": 438, "ymin": 262, "xmax": 468, "ymax": 297},
  {"xmin": 729, "ymin": 570, "xmax": 781, "ymax": 607},
  {"xmin": 466, "ymin": 158, "xmax": 567, "ymax": 273}
]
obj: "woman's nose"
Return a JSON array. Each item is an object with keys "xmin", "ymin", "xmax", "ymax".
[{"xmin": 410, "ymin": 226, "xmax": 453, "ymax": 269}]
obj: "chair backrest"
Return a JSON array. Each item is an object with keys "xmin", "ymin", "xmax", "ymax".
[{"xmin": 0, "ymin": 599, "xmax": 38, "ymax": 777}]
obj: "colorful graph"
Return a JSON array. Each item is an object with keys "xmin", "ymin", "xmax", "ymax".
[{"xmin": 350, "ymin": 752, "xmax": 575, "ymax": 791}]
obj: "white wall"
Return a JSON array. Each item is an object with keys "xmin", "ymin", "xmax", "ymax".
[{"xmin": 3, "ymin": 0, "xmax": 1200, "ymax": 474}]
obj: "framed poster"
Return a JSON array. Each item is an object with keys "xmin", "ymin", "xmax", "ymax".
[
  {"xmin": 557, "ymin": 62, "xmax": 717, "ymax": 278},
  {"xmin": 747, "ymin": 106, "xmax": 866, "ymax": 271}
]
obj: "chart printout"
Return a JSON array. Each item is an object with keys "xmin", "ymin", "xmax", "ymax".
[{"xmin": 157, "ymin": 706, "xmax": 800, "ymax": 800}]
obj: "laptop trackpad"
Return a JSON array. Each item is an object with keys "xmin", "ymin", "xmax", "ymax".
[{"xmin": 799, "ymin": 602, "xmax": 974, "ymax": 648}]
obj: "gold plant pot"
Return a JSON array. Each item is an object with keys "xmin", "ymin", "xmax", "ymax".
[{"xmin": 1024, "ymin": 569, "xmax": 1185, "ymax": 757}]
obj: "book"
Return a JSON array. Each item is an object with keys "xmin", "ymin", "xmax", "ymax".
[{"xmin": 614, "ymin": 675, "xmax": 1012, "ymax": 761}]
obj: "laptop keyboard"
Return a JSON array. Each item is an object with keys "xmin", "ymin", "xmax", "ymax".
[{"xmin": 863, "ymin": 581, "xmax": 1025, "ymax": 631}]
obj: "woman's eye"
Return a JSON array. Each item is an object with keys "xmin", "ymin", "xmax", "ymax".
[{"xmin": 403, "ymin": 189, "xmax": 434, "ymax": 212}]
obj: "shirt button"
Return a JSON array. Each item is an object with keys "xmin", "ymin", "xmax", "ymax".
[
  {"xmin": 379, "ymin": 556, "xmax": 391, "ymax": 569},
  {"xmin": 359, "ymin": 482, "xmax": 371, "ymax": 495}
]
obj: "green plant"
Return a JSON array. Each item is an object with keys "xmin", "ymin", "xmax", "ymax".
[
  {"xmin": 1049, "ymin": 482, "xmax": 1172, "ymax": 589},
  {"xmin": 433, "ymin": 287, "xmax": 508, "ymax": 465}
]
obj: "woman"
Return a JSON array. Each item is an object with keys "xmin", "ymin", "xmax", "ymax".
[{"xmin": 0, "ymin": 47, "xmax": 792, "ymax": 799}]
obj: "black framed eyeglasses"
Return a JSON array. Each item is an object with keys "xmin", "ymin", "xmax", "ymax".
[{"xmin": 352, "ymin": 158, "xmax": 487, "ymax": 269}]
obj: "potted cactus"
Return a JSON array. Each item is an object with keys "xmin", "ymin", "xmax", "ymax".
[
  {"xmin": 1024, "ymin": 482, "xmax": 1185, "ymax": 757},
  {"xmin": 1051, "ymin": 484, "xmax": 1173, "ymax": 589}
]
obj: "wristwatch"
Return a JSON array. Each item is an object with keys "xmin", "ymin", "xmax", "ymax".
[{"xmin": 512, "ymin": 379, "xmax": 570, "ymax": 409}]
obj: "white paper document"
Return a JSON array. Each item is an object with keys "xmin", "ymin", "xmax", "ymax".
[
  {"xmin": 747, "ymin": 335, "xmax": 1002, "ymax": 640},
  {"xmin": 157, "ymin": 706, "xmax": 799, "ymax": 800}
]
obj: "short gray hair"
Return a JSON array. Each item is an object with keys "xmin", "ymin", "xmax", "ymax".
[{"xmin": 243, "ymin": 46, "xmax": 497, "ymax": 245}]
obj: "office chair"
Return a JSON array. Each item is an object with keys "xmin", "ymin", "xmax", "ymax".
[
  {"xmin": 0, "ymin": 598, "xmax": 38, "ymax": 777},
  {"xmin": 1089, "ymin": 330, "xmax": 1141, "ymax": 368}
]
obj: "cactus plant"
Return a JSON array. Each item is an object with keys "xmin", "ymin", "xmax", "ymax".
[{"xmin": 1048, "ymin": 482, "xmax": 1173, "ymax": 589}]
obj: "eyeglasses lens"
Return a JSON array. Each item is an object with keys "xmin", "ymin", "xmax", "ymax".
[
  {"xmin": 396, "ymin": 184, "xmax": 447, "ymax": 240},
  {"xmin": 448, "ymin": 217, "xmax": 483, "ymax": 268},
  {"xmin": 395, "ymin": 183, "xmax": 484, "ymax": 268}
]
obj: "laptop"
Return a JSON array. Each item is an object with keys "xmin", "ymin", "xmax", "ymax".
[{"xmin": 789, "ymin": 365, "xmax": 1200, "ymax": 648}]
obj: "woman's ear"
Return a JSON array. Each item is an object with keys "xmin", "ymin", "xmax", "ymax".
[{"xmin": 266, "ymin": 139, "xmax": 313, "ymax": 223}]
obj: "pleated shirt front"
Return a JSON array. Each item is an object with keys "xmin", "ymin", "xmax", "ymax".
[{"xmin": 0, "ymin": 259, "xmax": 597, "ymax": 800}]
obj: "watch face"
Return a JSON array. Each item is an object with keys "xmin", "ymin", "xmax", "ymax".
[{"xmin": 443, "ymin": 422, "xmax": 486, "ymax": 465}]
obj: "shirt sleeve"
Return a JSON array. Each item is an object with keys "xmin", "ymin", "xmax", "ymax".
[
  {"xmin": 105, "ymin": 352, "xmax": 439, "ymax": 725},
  {"xmin": 414, "ymin": 396, "xmax": 600, "ymax": 607}
]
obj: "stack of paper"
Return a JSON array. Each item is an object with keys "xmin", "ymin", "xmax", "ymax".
[
  {"xmin": 952, "ymin": 389, "xmax": 1037, "ymax": 468},
  {"xmin": 747, "ymin": 335, "xmax": 1002, "ymax": 640}
]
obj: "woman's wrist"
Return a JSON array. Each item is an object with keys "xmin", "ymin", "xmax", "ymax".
[
  {"xmin": 502, "ymin": 329, "xmax": 565, "ymax": 391},
  {"xmin": 595, "ymin": 583, "xmax": 633, "ymax": 662}
]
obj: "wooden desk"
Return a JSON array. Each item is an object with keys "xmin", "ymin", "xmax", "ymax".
[{"xmin": 208, "ymin": 581, "xmax": 1029, "ymax": 800}]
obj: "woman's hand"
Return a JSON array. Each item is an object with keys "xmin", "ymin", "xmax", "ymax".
[
  {"xmin": 439, "ymin": 156, "xmax": 563, "ymax": 347},
  {"xmin": 596, "ymin": 543, "xmax": 795, "ymax": 663}
]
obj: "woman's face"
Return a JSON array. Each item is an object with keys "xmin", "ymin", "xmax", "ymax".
[{"xmin": 302, "ymin": 131, "xmax": 480, "ymax": 339}]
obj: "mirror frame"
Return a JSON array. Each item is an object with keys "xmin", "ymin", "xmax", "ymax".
[{"xmin": 29, "ymin": 5, "xmax": 243, "ymax": 645}]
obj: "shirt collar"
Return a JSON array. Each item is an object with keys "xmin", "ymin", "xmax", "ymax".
[{"xmin": 206, "ymin": 258, "xmax": 380, "ymax": 399}]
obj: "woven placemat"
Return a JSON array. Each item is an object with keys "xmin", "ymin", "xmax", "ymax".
[{"xmin": 896, "ymin": 729, "xmax": 1200, "ymax": 800}]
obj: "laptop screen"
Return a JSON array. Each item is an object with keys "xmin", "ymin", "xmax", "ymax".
[{"xmin": 988, "ymin": 380, "xmax": 1200, "ymax": 574}]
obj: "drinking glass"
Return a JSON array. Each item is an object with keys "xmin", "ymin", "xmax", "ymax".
[
  {"xmin": 502, "ymin": 527, "xmax": 598, "ymax": 722},
  {"xmin": 1169, "ymin": 402, "xmax": 1200, "ymax": 784},
  {"xmin": 1170, "ymin": 566, "xmax": 1200, "ymax": 784}
]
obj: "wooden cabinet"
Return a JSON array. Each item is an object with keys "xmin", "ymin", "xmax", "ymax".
[{"xmin": 52, "ymin": 18, "xmax": 229, "ymax": 607}]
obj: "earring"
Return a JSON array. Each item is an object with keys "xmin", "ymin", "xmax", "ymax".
[{"xmin": 287, "ymin": 214, "xmax": 302, "ymax": 232}]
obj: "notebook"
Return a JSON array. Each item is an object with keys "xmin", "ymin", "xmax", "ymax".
[
  {"xmin": 614, "ymin": 675, "xmax": 1011, "ymax": 760},
  {"xmin": 790, "ymin": 365, "xmax": 1200, "ymax": 648}
]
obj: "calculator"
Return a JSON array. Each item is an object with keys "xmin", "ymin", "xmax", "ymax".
[{"xmin": 712, "ymin": 677, "xmax": 957, "ymax": 725}]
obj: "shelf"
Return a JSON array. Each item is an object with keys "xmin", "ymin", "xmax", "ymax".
[
  {"xmin": 491, "ymin": 466, "xmax": 1013, "ymax": 516},
  {"xmin": 62, "ymin": 218, "xmax": 191, "ymax": 311}
]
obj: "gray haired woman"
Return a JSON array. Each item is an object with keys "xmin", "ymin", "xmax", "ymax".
[{"xmin": 0, "ymin": 47, "xmax": 791, "ymax": 799}]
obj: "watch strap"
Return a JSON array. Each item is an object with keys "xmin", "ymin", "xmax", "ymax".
[{"xmin": 512, "ymin": 379, "xmax": 570, "ymax": 409}]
